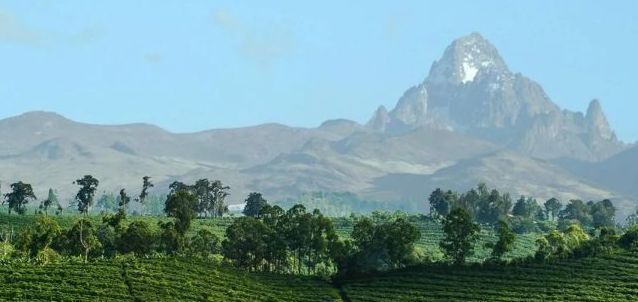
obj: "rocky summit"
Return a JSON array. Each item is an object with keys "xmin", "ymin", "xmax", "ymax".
[{"xmin": 368, "ymin": 33, "xmax": 624, "ymax": 161}]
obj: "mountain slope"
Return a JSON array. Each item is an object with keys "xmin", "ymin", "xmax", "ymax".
[
  {"xmin": 556, "ymin": 145, "xmax": 638, "ymax": 201},
  {"xmin": 0, "ymin": 33, "xmax": 631, "ymax": 215}
]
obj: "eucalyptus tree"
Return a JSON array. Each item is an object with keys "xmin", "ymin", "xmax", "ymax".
[
  {"xmin": 4, "ymin": 181, "xmax": 37, "ymax": 215},
  {"xmin": 73, "ymin": 175, "xmax": 100, "ymax": 263},
  {"xmin": 139, "ymin": 176, "xmax": 154, "ymax": 203}
]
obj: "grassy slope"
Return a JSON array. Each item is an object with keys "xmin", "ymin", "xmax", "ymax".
[
  {"xmin": 0, "ymin": 259, "xmax": 340, "ymax": 302},
  {"xmin": 126, "ymin": 258, "xmax": 340, "ymax": 302},
  {"xmin": 2, "ymin": 252, "xmax": 638, "ymax": 301},
  {"xmin": 0, "ymin": 213, "xmax": 637, "ymax": 301},
  {"xmin": 0, "ymin": 261, "xmax": 130, "ymax": 301},
  {"xmin": 340, "ymin": 251, "xmax": 638, "ymax": 302}
]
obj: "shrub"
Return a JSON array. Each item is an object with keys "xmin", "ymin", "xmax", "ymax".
[
  {"xmin": 35, "ymin": 247, "xmax": 62, "ymax": 265},
  {"xmin": 118, "ymin": 221, "xmax": 156, "ymax": 256},
  {"xmin": 619, "ymin": 225, "xmax": 638, "ymax": 250}
]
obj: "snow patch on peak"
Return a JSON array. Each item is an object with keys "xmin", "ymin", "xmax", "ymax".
[
  {"xmin": 460, "ymin": 52, "xmax": 493, "ymax": 83},
  {"xmin": 461, "ymin": 62, "xmax": 478, "ymax": 83}
]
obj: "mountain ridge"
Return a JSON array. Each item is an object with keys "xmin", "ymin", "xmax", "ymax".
[{"xmin": 0, "ymin": 33, "xmax": 634, "ymax": 217}]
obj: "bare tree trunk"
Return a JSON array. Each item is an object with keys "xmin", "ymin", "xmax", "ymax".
[{"xmin": 79, "ymin": 218, "xmax": 89, "ymax": 263}]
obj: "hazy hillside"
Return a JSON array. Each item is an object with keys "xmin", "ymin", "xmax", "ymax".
[{"xmin": 556, "ymin": 145, "xmax": 638, "ymax": 203}]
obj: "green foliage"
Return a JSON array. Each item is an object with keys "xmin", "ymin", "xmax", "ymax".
[
  {"xmin": 223, "ymin": 204, "xmax": 340, "ymax": 275},
  {"xmin": 491, "ymin": 220, "xmax": 516, "ymax": 260},
  {"xmin": 340, "ymin": 251, "xmax": 638, "ymax": 301},
  {"xmin": 512, "ymin": 196, "xmax": 542, "ymax": 219},
  {"xmin": 0, "ymin": 241, "xmax": 14, "ymax": 260},
  {"xmin": 95, "ymin": 192, "xmax": 118, "ymax": 213},
  {"xmin": 39, "ymin": 188, "xmax": 59, "ymax": 216},
  {"xmin": 56, "ymin": 218, "xmax": 102, "ymax": 262},
  {"xmin": 559, "ymin": 199, "xmax": 592, "ymax": 226},
  {"xmin": 440, "ymin": 208, "xmax": 480, "ymax": 264},
  {"xmin": 428, "ymin": 188, "xmax": 454, "ymax": 217},
  {"xmin": 118, "ymin": 221, "xmax": 156, "ymax": 256},
  {"xmin": 544, "ymin": 198, "xmax": 562, "ymax": 221},
  {"xmin": 222, "ymin": 217, "xmax": 272, "ymax": 271},
  {"xmin": 619, "ymin": 225, "xmax": 638, "ymax": 250},
  {"xmin": 347, "ymin": 216, "xmax": 421, "ymax": 273},
  {"xmin": 126, "ymin": 258, "xmax": 340, "ymax": 301},
  {"xmin": 535, "ymin": 224, "xmax": 590, "ymax": 260},
  {"xmin": 193, "ymin": 179, "xmax": 230, "ymax": 218},
  {"xmin": 142, "ymin": 194, "xmax": 165, "ymax": 216},
  {"xmin": 73, "ymin": 175, "xmax": 100, "ymax": 215},
  {"xmin": 4, "ymin": 182, "xmax": 37, "ymax": 215},
  {"xmin": 164, "ymin": 190, "xmax": 197, "ymax": 235},
  {"xmin": 243, "ymin": 192, "xmax": 268, "ymax": 217},
  {"xmin": 34, "ymin": 247, "xmax": 61, "ymax": 265},
  {"xmin": 590, "ymin": 199, "xmax": 616, "ymax": 228},
  {"xmin": 187, "ymin": 229, "xmax": 220, "ymax": 256},
  {"xmin": 557, "ymin": 199, "xmax": 616, "ymax": 229},
  {"xmin": 138, "ymin": 176, "xmax": 154, "ymax": 204},
  {"xmin": 16, "ymin": 216, "xmax": 62, "ymax": 258},
  {"xmin": 509, "ymin": 216, "xmax": 539, "ymax": 234},
  {"xmin": 157, "ymin": 221, "xmax": 181, "ymax": 254},
  {"xmin": 430, "ymin": 184, "xmax": 512, "ymax": 225},
  {"xmin": 573, "ymin": 227, "xmax": 619, "ymax": 257}
]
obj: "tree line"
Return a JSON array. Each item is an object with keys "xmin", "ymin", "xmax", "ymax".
[
  {"xmin": 2, "ymin": 179, "xmax": 637, "ymax": 278},
  {"xmin": 428, "ymin": 183, "xmax": 616, "ymax": 233}
]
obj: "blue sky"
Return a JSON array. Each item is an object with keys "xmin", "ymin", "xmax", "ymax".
[{"xmin": 0, "ymin": 1, "xmax": 636, "ymax": 142}]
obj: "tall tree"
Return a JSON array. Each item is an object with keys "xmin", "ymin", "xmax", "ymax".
[
  {"xmin": 73, "ymin": 175, "xmax": 100, "ymax": 263},
  {"xmin": 222, "ymin": 217, "xmax": 270, "ymax": 271},
  {"xmin": 476, "ymin": 188, "xmax": 511, "ymax": 225},
  {"xmin": 39, "ymin": 188, "xmax": 58, "ymax": 216},
  {"xmin": 138, "ymin": 176, "xmax": 154, "ymax": 205},
  {"xmin": 544, "ymin": 198, "xmax": 562, "ymax": 221},
  {"xmin": 209, "ymin": 180, "xmax": 230, "ymax": 218},
  {"xmin": 590, "ymin": 199, "xmax": 616, "ymax": 228},
  {"xmin": 243, "ymin": 192, "xmax": 268, "ymax": 217},
  {"xmin": 119, "ymin": 188, "xmax": 131, "ymax": 210},
  {"xmin": 194, "ymin": 179, "xmax": 212, "ymax": 217},
  {"xmin": 439, "ymin": 208, "xmax": 480, "ymax": 264},
  {"xmin": 512, "ymin": 196, "xmax": 542, "ymax": 219},
  {"xmin": 4, "ymin": 182, "xmax": 37, "ymax": 215},
  {"xmin": 491, "ymin": 220, "xmax": 515, "ymax": 260},
  {"xmin": 95, "ymin": 192, "xmax": 117, "ymax": 213},
  {"xmin": 350, "ymin": 216, "xmax": 420, "ymax": 272},
  {"xmin": 164, "ymin": 190, "xmax": 198, "ymax": 236},
  {"xmin": 192, "ymin": 179, "xmax": 230, "ymax": 218},
  {"xmin": 428, "ymin": 188, "xmax": 454, "ymax": 217},
  {"xmin": 73, "ymin": 175, "xmax": 99, "ymax": 216},
  {"xmin": 559, "ymin": 199, "xmax": 593, "ymax": 226}
]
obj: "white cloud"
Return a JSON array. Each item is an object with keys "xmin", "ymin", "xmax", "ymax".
[
  {"xmin": 212, "ymin": 8, "xmax": 294, "ymax": 67},
  {"xmin": 0, "ymin": 10, "xmax": 45, "ymax": 46}
]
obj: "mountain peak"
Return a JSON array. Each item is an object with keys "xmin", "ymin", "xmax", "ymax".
[
  {"xmin": 428, "ymin": 33, "xmax": 509, "ymax": 85},
  {"xmin": 16, "ymin": 111, "xmax": 68, "ymax": 121},
  {"xmin": 366, "ymin": 106, "xmax": 391, "ymax": 132},
  {"xmin": 586, "ymin": 99, "xmax": 614, "ymax": 140},
  {"xmin": 587, "ymin": 99, "xmax": 603, "ymax": 116}
]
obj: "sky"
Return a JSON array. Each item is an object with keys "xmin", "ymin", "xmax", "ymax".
[{"xmin": 0, "ymin": 1, "xmax": 636, "ymax": 142}]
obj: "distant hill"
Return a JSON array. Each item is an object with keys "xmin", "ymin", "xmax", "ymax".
[{"xmin": 0, "ymin": 33, "xmax": 633, "ymax": 215}]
